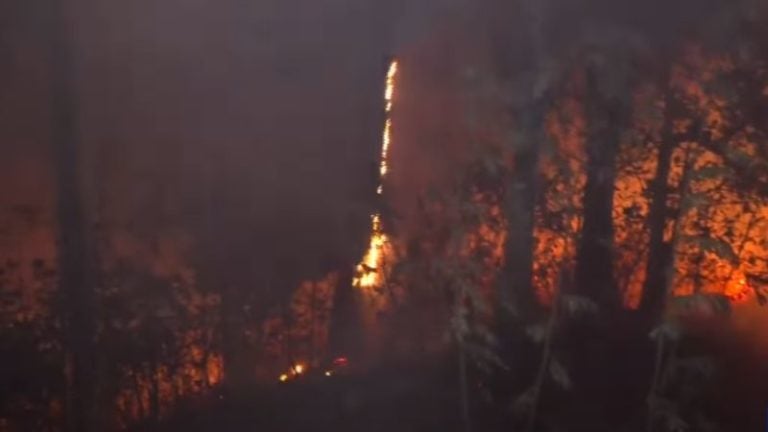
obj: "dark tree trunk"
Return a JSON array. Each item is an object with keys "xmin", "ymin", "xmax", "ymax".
[
  {"xmin": 499, "ymin": 121, "xmax": 544, "ymax": 318},
  {"xmin": 149, "ymin": 360, "xmax": 161, "ymax": 427},
  {"xmin": 484, "ymin": 0, "xmax": 549, "ymax": 320},
  {"xmin": 567, "ymin": 66, "xmax": 634, "ymax": 428},
  {"xmin": 47, "ymin": 2, "xmax": 97, "ymax": 431},
  {"xmin": 201, "ymin": 161, "xmax": 254, "ymax": 389},
  {"xmin": 574, "ymin": 66, "xmax": 626, "ymax": 311},
  {"xmin": 640, "ymin": 80, "xmax": 677, "ymax": 318},
  {"xmin": 328, "ymin": 267, "xmax": 363, "ymax": 361},
  {"xmin": 220, "ymin": 281, "xmax": 250, "ymax": 388}
]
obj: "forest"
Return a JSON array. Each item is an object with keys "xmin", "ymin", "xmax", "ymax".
[{"xmin": 1, "ymin": 0, "xmax": 767, "ymax": 431}]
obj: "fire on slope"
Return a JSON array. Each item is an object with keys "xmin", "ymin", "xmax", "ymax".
[
  {"xmin": 273, "ymin": 60, "xmax": 400, "ymax": 383},
  {"xmin": 353, "ymin": 60, "xmax": 399, "ymax": 290}
]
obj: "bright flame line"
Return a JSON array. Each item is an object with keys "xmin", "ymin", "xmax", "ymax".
[
  {"xmin": 354, "ymin": 60, "xmax": 398, "ymax": 289},
  {"xmin": 377, "ymin": 61, "xmax": 398, "ymax": 195}
]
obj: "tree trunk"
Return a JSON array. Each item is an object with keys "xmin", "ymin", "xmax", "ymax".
[
  {"xmin": 499, "ymin": 122, "xmax": 544, "ymax": 318},
  {"xmin": 328, "ymin": 267, "xmax": 363, "ymax": 361},
  {"xmin": 574, "ymin": 66, "xmax": 625, "ymax": 311},
  {"xmin": 47, "ymin": 2, "xmax": 97, "ymax": 432},
  {"xmin": 457, "ymin": 341, "xmax": 472, "ymax": 432},
  {"xmin": 201, "ymin": 160, "xmax": 254, "ymax": 389},
  {"xmin": 221, "ymin": 282, "xmax": 251, "ymax": 389},
  {"xmin": 640, "ymin": 79, "xmax": 676, "ymax": 318},
  {"xmin": 149, "ymin": 361, "xmax": 161, "ymax": 428},
  {"xmin": 486, "ymin": 0, "xmax": 549, "ymax": 320}
]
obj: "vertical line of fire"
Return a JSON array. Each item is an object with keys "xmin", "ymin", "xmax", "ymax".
[{"xmin": 353, "ymin": 60, "xmax": 398, "ymax": 290}]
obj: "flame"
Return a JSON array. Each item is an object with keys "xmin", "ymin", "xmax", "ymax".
[
  {"xmin": 354, "ymin": 60, "xmax": 399, "ymax": 289},
  {"xmin": 353, "ymin": 214, "xmax": 389, "ymax": 288},
  {"xmin": 385, "ymin": 60, "xmax": 398, "ymax": 112},
  {"xmin": 725, "ymin": 276, "xmax": 751, "ymax": 303},
  {"xmin": 277, "ymin": 362, "xmax": 307, "ymax": 382},
  {"xmin": 379, "ymin": 119, "xmax": 392, "ymax": 181},
  {"xmin": 378, "ymin": 61, "xmax": 398, "ymax": 195}
]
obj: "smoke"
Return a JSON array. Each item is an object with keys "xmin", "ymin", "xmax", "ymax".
[
  {"xmin": 1, "ymin": 0, "xmax": 763, "ymax": 313},
  {"xmin": 37, "ymin": 0, "xmax": 428, "ymax": 292}
]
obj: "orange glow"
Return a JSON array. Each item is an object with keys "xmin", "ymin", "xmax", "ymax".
[
  {"xmin": 725, "ymin": 277, "xmax": 751, "ymax": 303},
  {"xmin": 354, "ymin": 60, "xmax": 399, "ymax": 289},
  {"xmin": 611, "ymin": 49, "xmax": 768, "ymax": 308},
  {"xmin": 277, "ymin": 362, "xmax": 307, "ymax": 383},
  {"xmin": 533, "ymin": 93, "xmax": 587, "ymax": 303},
  {"xmin": 379, "ymin": 119, "xmax": 393, "ymax": 183},
  {"xmin": 385, "ymin": 60, "xmax": 398, "ymax": 112},
  {"xmin": 378, "ymin": 60, "xmax": 398, "ymax": 195},
  {"xmin": 353, "ymin": 214, "xmax": 390, "ymax": 288}
]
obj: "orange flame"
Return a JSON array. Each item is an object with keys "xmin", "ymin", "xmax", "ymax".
[
  {"xmin": 354, "ymin": 60, "xmax": 399, "ymax": 289},
  {"xmin": 378, "ymin": 60, "xmax": 398, "ymax": 195},
  {"xmin": 353, "ymin": 215, "xmax": 389, "ymax": 288}
]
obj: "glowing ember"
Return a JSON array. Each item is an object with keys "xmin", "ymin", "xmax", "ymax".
[{"xmin": 277, "ymin": 362, "xmax": 307, "ymax": 382}]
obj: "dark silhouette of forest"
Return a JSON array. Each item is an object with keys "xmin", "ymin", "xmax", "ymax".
[{"xmin": 0, "ymin": 0, "xmax": 767, "ymax": 431}]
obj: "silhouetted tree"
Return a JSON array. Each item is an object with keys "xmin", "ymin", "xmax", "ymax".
[{"xmin": 46, "ymin": 0, "xmax": 97, "ymax": 430}]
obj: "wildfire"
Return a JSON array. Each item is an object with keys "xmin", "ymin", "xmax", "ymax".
[
  {"xmin": 725, "ymin": 276, "xmax": 752, "ymax": 303},
  {"xmin": 354, "ymin": 60, "xmax": 399, "ymax": 288},
  {"xmin": 277, "ymin": 362, "xmax": 306, "ymax": 383},
  {"xmin": 378, "ymin": 60, "xmax": 398, "ymax": 195},
  {"xmin": 385, "ymin": 61, "xmax": 397, "ymax": 112},
  {"xmin": 353, "ymin": 215, "xmax": 389, "ymax": 288}
]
